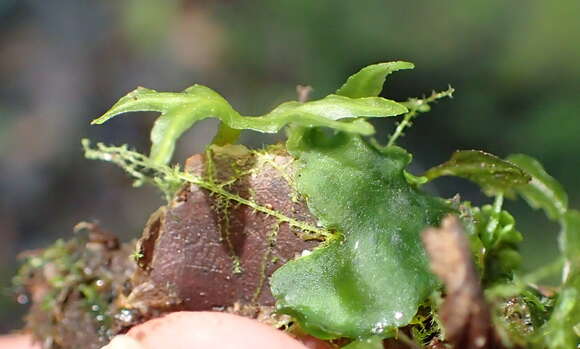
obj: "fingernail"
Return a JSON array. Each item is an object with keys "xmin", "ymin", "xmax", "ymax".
[{"xmin": 101, "ymin": 335, "xmax": 143, "ymax": 349}]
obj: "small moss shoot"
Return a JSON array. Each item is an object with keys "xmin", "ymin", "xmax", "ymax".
[{"xmin": 83, "ymin": 140, "xmax": 334, "ymax": 242}]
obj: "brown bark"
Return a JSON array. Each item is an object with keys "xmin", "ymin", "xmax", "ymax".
[{"xmin": 126, "ymin": 144, "xmax": 320, "ymax": 317}]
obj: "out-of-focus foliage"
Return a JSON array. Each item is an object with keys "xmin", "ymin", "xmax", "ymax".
[
  {"xmin": 500, "ymin": 153, "xmax": 580, "ymax": 348},
  {"xmin": 545, "ymin": 211, "xmax": 580, "ymax": 348},
  {"xmin": 507, "ymin": 154, "xmax": 569, "ymax": 221}
]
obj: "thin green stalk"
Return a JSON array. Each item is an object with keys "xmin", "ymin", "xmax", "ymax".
[
  {"xmin": 387, "ymin": 87, "xmax": 454, "ymax": 147},
  {"xmin": 83, "ymin": 140, "xmax": 333, "ymax": 241},
  {"xmin": 174, "ymin": 170, "xmax": 332, "ymax": 240}
]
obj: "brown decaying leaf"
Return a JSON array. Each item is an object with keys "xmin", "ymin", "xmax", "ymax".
[{"xmin": 422, "ymin": 215, "xmax": 505, "ymax": 349}]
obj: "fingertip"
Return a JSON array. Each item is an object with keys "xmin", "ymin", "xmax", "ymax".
[
  {"xmin": 0, "ymin": 335, "xmax": 39, "ymax": 349},
  {"xmin": 126, "ymin": 311, "xmax": 308, "ymax": 349}
]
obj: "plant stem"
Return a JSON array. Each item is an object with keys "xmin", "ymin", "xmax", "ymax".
[
  {"xmin": 387, "ymin": 87, "xmax": 454, "ymax": 147},
  {"xmin": 387, "ymin": 109, "xmax": 418, "ymax": 147},
  {"xmin": 83, "ymin": 140, "xmax": 333, "ymax": 241}
]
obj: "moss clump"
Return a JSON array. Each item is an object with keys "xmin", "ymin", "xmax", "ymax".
[{"xmin": 14, "ymin": 224, "xmax": 137, "ymax": 349}]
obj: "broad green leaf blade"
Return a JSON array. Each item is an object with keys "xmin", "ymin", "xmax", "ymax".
[
  {"xmin": 424, "ymin": 150, "xmax": 531, "ymax": 195},
  {"xmin": 336, "ymin": 61, "xmax": 415, "ymax": 98},
  {"xmin": 91, "ymin": 87, "xmax": 186, "ymax": 125},
  {"xmin": 92, "ymin": 85, "xmax": 407, "ymax": 165},
  {"xmin": 271, "ymin": 129, "xmax": 451, "ymax": 339},
  {"xmin": 269, "ymin": 95, "xmax": 407, "ymax": 121},
  {"xmin": 506, "ymin": 154, "xmax": 568, "ymax": 220},
  {"xmin": 146, "ymin": 85, "xmax": 241, "ymax": 165}
]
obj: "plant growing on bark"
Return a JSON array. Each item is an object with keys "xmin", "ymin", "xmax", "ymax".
[{"xmin": 15, "ymin": 62, "xmax": 579, "ymax": 349}]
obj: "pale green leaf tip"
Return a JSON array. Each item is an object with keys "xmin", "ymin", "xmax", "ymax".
[
  {"xmin": 90, "ymin": 116, "xmax": 105, "ymax": 125},
  {"xmin": 366, "ymin": 61, "xmax": 415, "ymax": 70},
  {"xmin": 385, "ymin": 60, "xmax": 414, "ymax": 69},
  {"xmin": 91, "ymin": 111, "xmax": 118, "ymax": 125},
  {"xmin": 336, "ymin": 61, "xmax": 415, "ymax": 98}
]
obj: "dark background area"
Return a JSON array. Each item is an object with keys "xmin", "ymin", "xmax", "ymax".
[{"xmin": 1, "ymin": 0, "xmax": 579, "ymax": 333}]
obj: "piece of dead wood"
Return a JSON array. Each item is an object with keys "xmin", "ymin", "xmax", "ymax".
[
  {"xmin": 422, "ymin": 215, "xmax": 505, "ymax": 349},
  {"xmin": 126, "ymin": 144, "xmax": 320, "ymax": 317}
]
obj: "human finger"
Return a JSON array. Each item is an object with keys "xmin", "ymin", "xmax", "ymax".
[
  {"xmin": 0, "ymin": 335, "xmax": 39, "ymax": 349},
  {"xmin": 114, "ymin": 311, "xmax": 310, "ymax": 349}
]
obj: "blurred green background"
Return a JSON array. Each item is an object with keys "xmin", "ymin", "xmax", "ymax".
[{"xmin": 1, "ymin": 0, "xmax": 579, "ymax": 333}]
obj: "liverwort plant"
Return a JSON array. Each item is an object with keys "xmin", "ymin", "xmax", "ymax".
[
  {"xmin": 20, "ymin": 62, "xmax": 578, "ymax": 349},
  {"xmin": 90, "ymin": 63, "xmax": 410, "ymax": 166}
]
